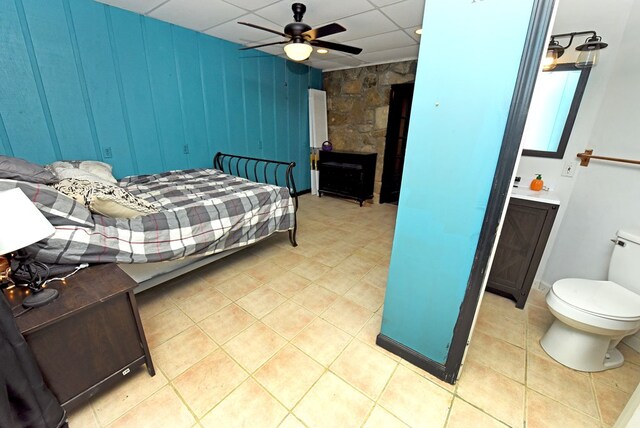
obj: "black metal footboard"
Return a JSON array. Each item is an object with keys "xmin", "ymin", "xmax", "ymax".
[{"xmin": 213, "ymin": 152, "xmax": 298, "ymax": 247}]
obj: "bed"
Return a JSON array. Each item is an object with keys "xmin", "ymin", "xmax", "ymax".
[{"xmin": 4, "ymin": 153, "xmax": 299, "ymax": 292}]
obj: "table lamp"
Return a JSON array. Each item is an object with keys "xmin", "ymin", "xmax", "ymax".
[{"xmin": 0, "ymin": 188, "xmax": 57, "ymax": 307}]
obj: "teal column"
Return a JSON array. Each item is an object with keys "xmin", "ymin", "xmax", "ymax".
[{"xmin": 380, "ymin": 0, "xmax": 537, "ymax": 365}]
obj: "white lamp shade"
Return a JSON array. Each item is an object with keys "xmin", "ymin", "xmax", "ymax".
[
  {"xmin": 0, "ymin": 188, "xmax": 55, "ymax": 254},
  {"xmin": 284, "ymin": 42, "xmax": 313, "ymax": 61}
]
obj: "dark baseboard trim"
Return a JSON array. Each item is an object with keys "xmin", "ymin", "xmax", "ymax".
[
  {"xmin": 376, "ymin": 333, "xmax": 454, "ymax": 384},
  {"xmin": 294, "ymin": 189, "xmax": 311, "ymax": 197}
]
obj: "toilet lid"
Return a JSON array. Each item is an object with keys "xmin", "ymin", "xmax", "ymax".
[{"xmin": 552, "ymin": 278, "xmax": 640, "ymax": 320}]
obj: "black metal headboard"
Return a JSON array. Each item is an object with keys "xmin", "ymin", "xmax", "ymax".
[{"xmin": 213, "ymin": 152, "xmax": 298, "ymax": 246}]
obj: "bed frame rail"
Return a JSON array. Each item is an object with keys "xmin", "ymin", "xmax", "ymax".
[{"xmin": 213, "ymin": 152, "xmax": 298, "ymax": 246}]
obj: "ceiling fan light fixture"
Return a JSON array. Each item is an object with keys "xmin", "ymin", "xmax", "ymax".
[
  {"xmin": 239, "ymin": 3, "xmax": 361, "ymax": 57},
  {"xmin": 317, "ymin": 48, "xmax": 329, "ymax": 54},
  {"xmin": 284, "ymin": 39, "xmax": 313, "ymax": 61}
]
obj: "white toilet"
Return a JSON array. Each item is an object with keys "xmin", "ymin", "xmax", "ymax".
[{"xmin": 541, "ymin": 229, "xmax": 640, "ymax": 372}]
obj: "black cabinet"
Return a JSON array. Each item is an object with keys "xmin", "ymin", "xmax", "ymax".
[
  {"xmin": 487, "ymin": 197, "xmax": 558, "ymax": 308},
  {"xmin": 318, "ymin": 151, "xmax": 377, "ymax": 206}
]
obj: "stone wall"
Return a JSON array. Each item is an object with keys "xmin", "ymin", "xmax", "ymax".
[{"xmin": 323, "ymin": 60, "xmax": 417, "ymax": 201}]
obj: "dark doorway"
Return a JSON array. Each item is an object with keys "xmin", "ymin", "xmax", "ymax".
[{"xmin": 380, "ymin": 82, "xmax": 415, "ymax": 204}]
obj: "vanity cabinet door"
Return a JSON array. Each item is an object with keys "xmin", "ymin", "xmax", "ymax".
[{"xmin": 487, "ymin": 198, "xmax": 558, "ymax": 308}]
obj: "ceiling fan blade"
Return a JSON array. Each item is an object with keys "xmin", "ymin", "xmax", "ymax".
[
  {"xmin": 238, "ymin": 22, "xmax": 288, "ymax": 38},
  {"xmin": 303, "ymin": 23, "xmax": 346, "ymax": 41},
  {"xmin": 311, "ymin": 40, "xmax": 363, "ymax": 55},
  {"xmin": 239, "ymin": 41, "xmax": 288, "ymax": 51}
]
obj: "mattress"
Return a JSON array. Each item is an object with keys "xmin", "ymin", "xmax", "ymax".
[{"xmin": 3, "ymin": 168, "xmax": 294, "ymax": 265}]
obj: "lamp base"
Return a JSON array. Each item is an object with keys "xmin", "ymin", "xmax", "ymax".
[{"xmin": 23, "ymin": 288, "xmax": 59, "ymax": 308}]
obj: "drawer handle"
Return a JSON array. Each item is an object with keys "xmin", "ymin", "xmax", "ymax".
[{"xmin": 122, "ymin": 368, "xmax": 131, "ymax": 376}]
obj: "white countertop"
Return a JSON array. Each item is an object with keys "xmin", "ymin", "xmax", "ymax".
[{"xmin": 510, "ymin": 186, "xmax": 561, "ymax": 205}]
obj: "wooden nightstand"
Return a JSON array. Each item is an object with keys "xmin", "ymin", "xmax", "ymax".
[{"xmin": 3, "ymin": 263, "xmax": 154, "ymax": 411}]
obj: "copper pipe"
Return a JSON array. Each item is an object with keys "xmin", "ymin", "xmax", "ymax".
[{"xmin": 577, "ymin": 149, "xmax": 640, "ymax": 167}]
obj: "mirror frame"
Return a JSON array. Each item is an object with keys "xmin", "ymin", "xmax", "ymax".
[{"xmin": 522, "ymin": 63, "xmax": 591, "ymax": 158}]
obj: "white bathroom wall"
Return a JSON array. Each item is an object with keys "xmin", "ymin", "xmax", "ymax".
[
  {"xmin": 516, "ymin": 0, "xmax": 635, "ymax": 286},
  {"xmin": 540, "ymin": 0, "xmax": 640, "ymax": 286}
]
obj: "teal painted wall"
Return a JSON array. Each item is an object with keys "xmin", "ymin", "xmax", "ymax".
[
  {"xmin": 380, "ymin": 0, "xmax": 536, "ymax": 363},
  {"xmin": 0, "ymin": 0, "xmax": 322, "ymax": 188}
]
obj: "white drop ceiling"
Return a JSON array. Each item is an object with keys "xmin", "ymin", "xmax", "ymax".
[{"xmin": 95, "ymin": 0, "xmax": 425, "ymax": 70}]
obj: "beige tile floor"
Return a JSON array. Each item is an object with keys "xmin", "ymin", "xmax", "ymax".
[{"xmin": 67, "ymin": 194, "xmax": 639, "ymax": 427}]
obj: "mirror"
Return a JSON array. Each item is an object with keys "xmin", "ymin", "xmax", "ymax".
[{"xmin": 522, "ymin": 64, "xmax": 591, "ymax": 158}]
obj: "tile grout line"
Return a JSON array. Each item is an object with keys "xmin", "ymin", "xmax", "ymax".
[{"xmin": 589, "ymin": 372, "xmax": 605, "ymax": 425}]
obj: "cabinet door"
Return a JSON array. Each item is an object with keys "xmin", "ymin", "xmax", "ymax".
[
  {"xmin": 488, "ymin": 203, "xmax": 548, "ymax": 296},
  {"xmin": 319, "ymin": 165, "xmax": 363, "ymax": 197},
  {"xmin": 25, "ymin": 295, "xmax": 143, "ymax": 406}
]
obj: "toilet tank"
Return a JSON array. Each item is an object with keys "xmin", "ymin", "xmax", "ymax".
[{"xmin": 609, "ymin": 229, "xmax": 640, "ymax": 293}]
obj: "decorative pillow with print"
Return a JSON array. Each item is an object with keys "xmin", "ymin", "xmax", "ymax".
[{"xmin": 53, "ymin": 179, "xmax": 159, "ymax": 219}]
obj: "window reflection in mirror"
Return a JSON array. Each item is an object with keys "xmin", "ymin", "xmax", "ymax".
[{"xmin": 522, "ymin": 64, "xmax": 591, "ymax": 158}]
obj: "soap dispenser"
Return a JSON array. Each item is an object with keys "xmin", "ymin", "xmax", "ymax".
[{"xmin": 530, "ymin": 174, "xmax": 544, "ymax": 191}]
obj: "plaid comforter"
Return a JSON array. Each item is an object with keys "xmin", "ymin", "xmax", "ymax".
[{"xmin": 2, "ymin": 168, "xmax": 294, "ymax": 264}]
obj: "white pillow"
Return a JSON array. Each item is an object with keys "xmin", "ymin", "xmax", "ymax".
[
  {"xmin": 77, "ymin": 161, "xmax": 117, "ymax": 183},
  {"xmin": 49, "ymin": 161, "xmax": 117, "ymax": 185}
]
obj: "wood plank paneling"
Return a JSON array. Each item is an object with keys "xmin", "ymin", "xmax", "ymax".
[
  {"xmin": 173, "ymin": 27, "xmax": 210, "ymax": 167},
  {"xmin": 0, "ymin": 0, "xmax": 321, "ymax": 188},
  {"xmin": 22, "ymin": 0, "xmax": 95, "ymax": 160},
  {"xmin": 143, "ymin": 18, "xmax": 186, "ymax": 171},
  {"xmin": 67, "ymin": 0, "xmax": 135, "ymax": 177},
  {"xmin": 108, "ymin": 8, "xmax": 164, "ymax": 175},
  {"xmin": 221, "ymin": 42, "xmax": 248, "ymax": 158},
  {"xmin": 199, "ymin": 36, "xmax": 230, "ymax": 156},
  {"xmin": 259, "ymin": 57, "xmax": 276, "ymax": 162},
  {"xmin": 242, "ymin": 56, "xmax": 262, "ymax": 158},
  {"xmin": 0, "ymin": 0, "xmax": 57, "ymax": 163}
]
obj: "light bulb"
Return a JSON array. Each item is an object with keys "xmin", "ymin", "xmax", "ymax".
[{"xmin": 542, "ymin": 50, "xmax": 557, "ymax": 71}]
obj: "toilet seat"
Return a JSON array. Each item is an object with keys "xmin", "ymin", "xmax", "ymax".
[{"xmin": 552, "ymin": 278, "xmax": 640, "ymax": 321}]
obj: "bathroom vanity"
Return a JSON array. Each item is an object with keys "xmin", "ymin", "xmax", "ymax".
[{"xmin": 487, "ymin": 190, "xmax": 559, "ymax": 308}]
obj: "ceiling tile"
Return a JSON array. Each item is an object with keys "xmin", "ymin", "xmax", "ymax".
[
  {"xmin": 221, "ymin": 0, "xmax": 281, "ymax": 12},
  {"xmin": 324, "ymin": 10, "xmax": 398, "ymax": 42},
  {"xmin": 206, "ymin": 13, "xmax": 284, "ymax": 44},
  {"xmin": 149, "ymin": 0, "xmax": 246, "ymax": 32},
  {"xmin": 255, "ymin": 0, "xmax": 375, "ymax": 29},
  {"xmin": 310, "ymin": 61, "xmax": 362, "ymax": 71},
  {"xmin": 344, "ymin": 30, "xmax": 416, "ymax": 54},
  {"xmin": 367, "ymin": 0, "xmax": 404, "ymax": 6},
  {"xmin": 357, "ymin": 44, "xmax": 419, "ymax": 64},
  {"xmin": 96, "ymin": 0, "xmax": 167, "ymax": 14},
  {"xmin": 256, "ymin": 44, "xmax": 287, "ymax": 56},
  {"xmin": 306, "ymin": 59, "xmax": 346, "ymax": 70},
  {"xmin": 311, "ymin": 50, "xmax": 350, "ymax": 61},
  {"xmin": 381, "ymin": 0, "xmax": 425, "ymax": 28},
  {"xmin": 403, "ymin": 26, "xmax": 422, "ymax": 43},
  {"xmin": 332, "ymin": 56, "xmax": 366, "ymax": 67}
]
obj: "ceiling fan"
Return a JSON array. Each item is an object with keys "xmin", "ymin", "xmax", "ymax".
[{"xmin": 238, "ymin": 3, "xmax": 363, "ymax": 61}]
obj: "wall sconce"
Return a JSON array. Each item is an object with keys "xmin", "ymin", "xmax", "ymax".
[{"xmin": 543, "ymin": 31, "xmax": 608, "ymax": 71}]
